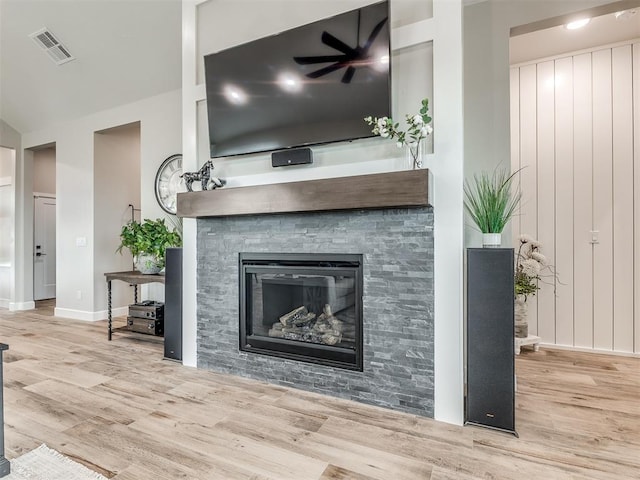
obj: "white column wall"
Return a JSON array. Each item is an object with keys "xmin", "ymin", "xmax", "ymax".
[
  {"xmin": 0, "ymin": 119, "xmax": 22, "ymax": 310},
  {"xmin": 0, "ymin": 146, "xmax": 15, "ymax": 307},
  {"xmin": 183, "ymin": 0, "xmax": 465, "ymax": 425},
  {"xmin": 0, "ymin": 119, "xmax": 32, "ymax": 310},
  {"xmin": 22, "ymin": 89, "xmax": 181, "ymax": 321}
]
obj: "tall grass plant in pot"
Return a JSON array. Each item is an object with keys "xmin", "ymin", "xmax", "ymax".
[{"xmin": 463, "ymin": 169, "xmax": 521, "ymax": 247}]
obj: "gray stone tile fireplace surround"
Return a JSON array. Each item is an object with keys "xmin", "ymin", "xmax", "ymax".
[{"xmin": 196, "ymin": 206, "xmax": 434, "ymax": 417}]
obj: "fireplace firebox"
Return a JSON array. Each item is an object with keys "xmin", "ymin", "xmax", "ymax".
[{"xmin": 239, "ymin": 253, "xmax": 363, "ymax": 370}]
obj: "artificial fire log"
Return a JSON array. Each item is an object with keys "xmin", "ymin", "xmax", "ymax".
[
  {"xmin": 279, "ymin": 306, "xmax": 307, "ymax": 326},
  {"xmin": 292, "ymin": 312, "xmax": 317, "ymax": 326},
  {"xmin": 321, "ymin": 333, "xmax": 342, "ymax": 345},
  {"xmin": 268, "ymin": 328, "xmax": 284, "ymax": 338}
]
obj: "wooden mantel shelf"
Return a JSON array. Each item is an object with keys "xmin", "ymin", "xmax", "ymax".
[{"xmin": 176, "ymin": 169, "xmax": 429, "ymax": 218}]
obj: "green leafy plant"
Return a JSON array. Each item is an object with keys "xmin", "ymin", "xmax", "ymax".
[
  {"xmin": 116, "ymin": 218, "xmax": 182, "ymax": 268},
  {"xmin": 463, "ymin": 168, "xmax": 521, "ymax": 234},
  {"xmin": 364, "ymin": 98, "xmax": 433, "ymax": 169}
]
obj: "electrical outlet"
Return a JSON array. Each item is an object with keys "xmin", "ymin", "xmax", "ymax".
[{"xmin": 76, "ymin": 290, "xmax": 82, "ymax": 300}]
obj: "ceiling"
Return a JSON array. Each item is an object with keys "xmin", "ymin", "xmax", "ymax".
[
  {"xmin": 1, "ymin": 1, "xmax": 637, "ymax": 135},
  {"xmin": 0, "ymin": 0, "xmax": 182, "ymax": 135},
  {"xmin": 510, "ymin": 5, "xmax": 640, "ymax": 64}
]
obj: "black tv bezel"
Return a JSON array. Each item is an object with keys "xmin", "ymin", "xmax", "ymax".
[{"xmin": 203, "ymin": 0, "xmax": 392, "ymax": 159}]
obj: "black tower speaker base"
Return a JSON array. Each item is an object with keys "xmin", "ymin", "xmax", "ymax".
[
  {"xmin": 271, "ymin": 148, "xmax": 313, "ymax": 167},
  {"xmin": 466, "ymin": 248, "xmax": 517, "ymax": 436}
]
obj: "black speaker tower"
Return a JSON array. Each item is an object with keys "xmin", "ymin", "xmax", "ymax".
[
  {"xmin": 466, "ymin": 248, "xmax": 517, "ymax": 435},
  {"xmin": 164, "ymin": 247, "xmax": 183, "ymax": 361}
]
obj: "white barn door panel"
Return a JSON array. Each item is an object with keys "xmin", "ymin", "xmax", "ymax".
[
  {"xmin": 611, "ymin": 45, "xmax": 634, "ymax": 353},
  {"xmin": 536, "ymin": 61, "xmax": 556, "ymax": 344},
  {"xmin": 634, "ymin": 43, "xmax": 640, "ymax": 355},
  {"xmin": 509, "ymin": 68, "xmax": 520, "ymax": 242},
  {"xmin": 554, "ymin": 56, "xmax": 573, "ymax": 347},
  {"xmin": 511, "ymin": 41, "xmax": 639, "ymax": 354},
  {"xmin": 517, "ymin": 64, "xmax": 539, "ymax": 335},
  {"xmin": 592, "ymin": 48, "xmax": 614, "ymax": 351},
  {"xmin": 572, "ymin": 53, "xmax": 594, "ymax": 350}
]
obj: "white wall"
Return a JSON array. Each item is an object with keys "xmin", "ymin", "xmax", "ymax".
[
  {"xmin": 22, "ymin": 89, "xmax": 181, "ymax": 321},
  {"xmin": 0, "ymin": 119, "xmax": 29, "ymax": 310},
  {"xmin": 511, "ymin": 41, "xmax": 640, "ymax": 354},
  {"xmin": 195, "ymin": 0, "xmax": 434, "ymax": 185},
  {"xmin": 462, "ymin": 0, "xmax": 617, "ymax": 248},
  {"xmin": 93, "ymin": 122, "xmax": 141, "ymax": 313},
  {"xmin": 0, "ymin": 146, "xmax": 15, "ymax": 307},
  {"xmin": 33, "ymin": 147, "xmax": 56, "ymax": 195}
]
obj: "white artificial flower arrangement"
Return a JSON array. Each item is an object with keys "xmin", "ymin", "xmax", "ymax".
[
  {"xmin": 515, "ymin": 234, "xmax": 549, "ymax": 299},
  {"xmin": 364, "ymin": 98, "xmax": 433, "ymax": 169}
]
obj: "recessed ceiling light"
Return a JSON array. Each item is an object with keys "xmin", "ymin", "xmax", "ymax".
[
  {"xmin": 615, "ymin": 9, "xmax": 637, "ymax": 20},
  {"xmin": 565, "ymin": 18, "xmax": 590, "ymax": 30}
]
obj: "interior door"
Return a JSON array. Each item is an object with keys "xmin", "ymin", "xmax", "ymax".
[{"xmin": 34, "ymin": 195, "xmax": 56, "ymax": 300}]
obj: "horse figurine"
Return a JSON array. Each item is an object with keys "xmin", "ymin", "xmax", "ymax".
[{"xmin": 181, "ymin": 159, "xmax": 226, "ymax": 192}]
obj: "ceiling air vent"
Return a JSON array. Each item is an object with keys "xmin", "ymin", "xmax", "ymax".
[{"xmin": 29, "ymin": 28, "xmax": 75, "ymax": 65}]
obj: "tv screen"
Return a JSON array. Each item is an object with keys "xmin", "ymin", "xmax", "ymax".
[{"xmin": 204, "ymin": 1, "xmax": 391, "ymax": 158}]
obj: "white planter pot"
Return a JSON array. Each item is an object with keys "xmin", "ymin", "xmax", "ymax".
[
  {"xmin": 482, "ymin": 233, "xmax": 501, "ymax": 248},
  {"xmin": 515, "ymin": 294, "xmax": 529, "ymax": 338},
  {"xmin": 135, "ymin": 254, "xmax": 162, "ymax": 274}
]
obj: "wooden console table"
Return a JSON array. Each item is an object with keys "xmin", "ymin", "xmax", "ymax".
[{"xmin": 104, "ymin": 271, "xmax": 165, "ymax": 340}]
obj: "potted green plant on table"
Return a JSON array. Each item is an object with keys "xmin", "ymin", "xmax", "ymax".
[
  {"xmin": 117, "ymin": 218, "xmax": 182, "ymax": 274},
  {"xmin": 463, "ymin": 168, "xmax": 521, "ymax": 247}
]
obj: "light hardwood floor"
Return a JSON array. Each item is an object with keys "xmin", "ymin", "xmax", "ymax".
[{"xmin": 0, "ymin": 303, "xmax": 638, "ymax": 479}]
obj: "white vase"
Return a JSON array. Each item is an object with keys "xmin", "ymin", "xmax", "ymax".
[
  {"xmin": 135, "ymin": 254, "xmax": 162, "ymax": 274},
  {"xmin": 482, "ymin": 233, "xmax": 501, "ymax": 248},
  {"xmin": 514, "ymin": 294, "xmax": 529, "ymax": 338}
]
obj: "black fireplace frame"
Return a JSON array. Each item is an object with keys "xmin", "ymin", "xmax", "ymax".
[{"xmin": 239, "ymin": 252, "xmax": 364, "ymax": 371}]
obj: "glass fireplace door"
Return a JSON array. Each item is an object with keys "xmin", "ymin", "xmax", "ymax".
[{"xmin": 239, "ymin": 253, "xmax": 363, "ymax": 370}]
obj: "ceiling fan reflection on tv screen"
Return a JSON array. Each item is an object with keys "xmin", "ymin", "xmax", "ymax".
[
  {"xmin": 293, "ymin": 11, "xmax": 389, "ymax": 84},
  {"xmin": 203, "ymin": 0, "xmax": 391, "ymax": 159}
]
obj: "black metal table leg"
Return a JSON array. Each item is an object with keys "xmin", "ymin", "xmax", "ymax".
[
  {"xmin": 134, "ymin": 284, "xmax": 138, "ymax": 304},
  {"xmin": 108, "ymin": 280, "xmax": 113, "ymax": 341}
]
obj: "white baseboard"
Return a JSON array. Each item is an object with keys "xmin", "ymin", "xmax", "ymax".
[
  {"xmin": 101, "ymin": 306, "xmax": 128, "ymax": 320},
  {"xmin": 9, "ymin": 301, "xmax": 36, "ymax": 311},
  {"xmin": 540, "ymin": 343, "xmax": 640, "ymax": 358},
  {"xmin": 0, "ymin": 299, "xmax": 9, "ymax": 309},
  {"xmin": 54, "ymin": 306, "xmax": 128, "ymax": 322}
]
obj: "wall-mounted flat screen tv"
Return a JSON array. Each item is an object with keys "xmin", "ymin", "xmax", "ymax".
[{"xmin": 204, "ymin": 1, "xmax": 391, "ymax": 158}]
